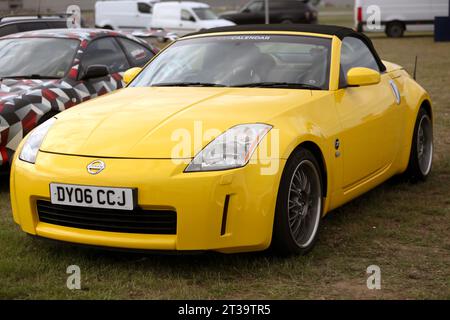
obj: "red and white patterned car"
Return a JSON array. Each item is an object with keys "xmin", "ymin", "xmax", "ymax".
[{"xmin": 0, "ymin": 29, "xmax": 157, "ymax": 167}]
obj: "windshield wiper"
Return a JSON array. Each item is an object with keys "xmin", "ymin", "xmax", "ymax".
[
  {"xmin": 232, "ymin": 82, "xmax": 323, "ymax": 90},
  {"xmin": 151, "ymin": 82, "xmax": 228, "ymax": 87},
  {"xmin": 0, "ymin": 74, "xmax": 60, "ymax": 80}
]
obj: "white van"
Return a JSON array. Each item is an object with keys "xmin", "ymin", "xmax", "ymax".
[
  {"xmin": 355, "ymin": 0, "xmax": 449, "ymax": 37},
  {"xmin": 95, "ymin": 0, "xmax": 160, "ymax": 31},
  {"xmin": 151, "ymin": 1, "xmax": 235, "ymax": 36}
]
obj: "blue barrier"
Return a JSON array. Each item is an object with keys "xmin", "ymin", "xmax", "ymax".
[{"xmin": 434, "ymin": 0, "xmax": 450, "ymax": 42}]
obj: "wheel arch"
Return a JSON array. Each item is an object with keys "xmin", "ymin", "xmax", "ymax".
[
  {"xmin": 397, "ymin": 86, "xmax": 433, "ymax": 173},
  {"xmin": 385, "ymin": 20, "xmax": 407, "ymax": 34},
  {"xmin": 385, "ymin": 19, "xmax": 406, "ymax": 28},
  {"xmin": 290, "ymin": 141, "xmax": 328, "ymax": 198},
  {"xmin": 420, "ymin": 99, "xmax": 433, "ymax": 121},
  {"xmin": 97, "ymin": 20, "xmax": 114, "ymax": 30}
]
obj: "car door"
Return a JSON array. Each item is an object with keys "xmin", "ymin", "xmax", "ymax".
[
  {"xmin": 238, "ymin": 1, "xmax": 265, "ymax": 24},
  {"xmin": 178, "ymin": 9, "xmax": 198, "ymax": 35},
  {"xmin": 118, "ymin": 2, "xmax": 142, "ymax": 30},
  {"xmin": 136, "ymin": 2, "xmax": 153, "ymax": 29},
  {"xmin": 77, "ymin": 37, "xmax": 131, "ymax": 101},
  {"xmin": 335, "ymin": 36, "xmax": 403, "ymax": 190}
]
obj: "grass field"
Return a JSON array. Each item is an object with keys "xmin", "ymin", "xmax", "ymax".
[{"xmin": 0, "ymin": 16, "xmax": 449, "ymax": 299}]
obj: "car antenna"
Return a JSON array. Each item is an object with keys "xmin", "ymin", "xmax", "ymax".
[{"xmin": 413, "ymin": 55, "xmax": 418, "ymax": 80}]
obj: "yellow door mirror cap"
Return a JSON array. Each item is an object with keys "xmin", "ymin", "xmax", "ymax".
[
  {"xmin": 123, "ymin": 67, "xmax": 142, "ymax": 85},
  {"xmin": 346, "ymin": 67, "xmax": 381, "ymax": 87}
]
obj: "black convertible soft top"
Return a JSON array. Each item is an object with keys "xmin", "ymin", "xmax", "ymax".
[
  {"xmin": 187, "ymin": 24, "xmax": 357, "ymax": 39},
  {"xmin": 186, "ymin": 24, "xmax": 386, "ymax": 72}
]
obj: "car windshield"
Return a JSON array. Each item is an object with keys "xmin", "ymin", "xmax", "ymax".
[
  {"xmin": 130, "ymin": 35, "xmax": 332, "ymax": 90},
  {"xmin": 0, "ymin": 38, "xmax": 79, "ymax": 79},
  {"xmin": 193, "ymin": 8, "xmax": 218, "ymax": 20}
]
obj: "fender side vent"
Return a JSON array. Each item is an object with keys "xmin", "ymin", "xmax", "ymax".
[{"xmin": 220, "ymin": 195, "xmax": 230, "ymax": 236}]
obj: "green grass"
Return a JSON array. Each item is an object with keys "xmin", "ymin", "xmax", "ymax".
[{"xmin": 1, "ymin": 18, "xmax": 450, "ymax": 300}]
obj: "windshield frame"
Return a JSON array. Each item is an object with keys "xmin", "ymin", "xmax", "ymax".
[
  {"xmin": 0, "ymin": 36, "xmax": 81, "ymax": 80},
  {"xmin": 129, "ymin": 33, "xmax": 334, "ymax": 90}
]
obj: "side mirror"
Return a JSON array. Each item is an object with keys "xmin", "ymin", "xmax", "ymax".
[
  {"xmin": 346, "ymin": 67, "xmax": 381, "ymax": 86},
  {"xmin": 189, "ymin": 16, "xmax": 196, "ymax": 22},
  {"xmin": 82, "ymin": 65, "xmax": 110, "ymax": 80},
  {"xmin": 242, "ymin": 8, "xmax": 250, "ymax": 13},
  {"xmin": 123, "ymin": 67, "xmax": 142, "ymax": 85}
]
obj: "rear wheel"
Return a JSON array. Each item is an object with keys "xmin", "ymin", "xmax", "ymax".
[
  {"xmin": 386, "ymin": 21, "xmax": 405, "ymax": 38},
  {"xmin": 406, "ymin": 108, "xmax": 433, "ymax": 182},
  {"xmin": 272, "ymin": 149, "xmax": 323, "ymax": 255}
]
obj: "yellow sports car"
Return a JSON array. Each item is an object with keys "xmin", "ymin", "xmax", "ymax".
[{"xmin": 10, "ymin": 25, "xmax": 433, "ymax": 255}]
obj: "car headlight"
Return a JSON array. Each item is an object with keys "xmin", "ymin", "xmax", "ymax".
[
  {"xmin": 19, "ymin": 118, "xmax": 56, "ymax": 164},
  {"xmin": 185, "ymin": 123, "xmax": 272, "ymax": 172}
]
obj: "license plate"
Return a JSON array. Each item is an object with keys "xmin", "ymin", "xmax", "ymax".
[{"xmin": 50, "ymin": 183, "xmax": 135, "ymax": 211}]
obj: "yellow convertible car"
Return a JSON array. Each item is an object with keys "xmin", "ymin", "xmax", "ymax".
[{"xmin": 10, "ymin": 25, "xmax": 433, "ymax": 255}]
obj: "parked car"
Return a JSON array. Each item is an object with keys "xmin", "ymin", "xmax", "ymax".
[
  {"xmin": 0, "ymin": 29, "xmax": 157, "ymax": 167},
  {"xmin": 151, "ymin": 1, "xmax": 235, "ymax": 36},
  {"xmin": 0, "ymin": 14, "xmax": 82, "ymax": 38},
  {"xmin": 95, "ymin": 0, "xmax": 160, "ymax": 31},
  {"xmin": 131, "ymin": 29, "xmax": 179, "ymax": 43},
  {"xmin": 10, "ymin": 25, "xmax": 433, "ymax": 255},
  {"xmin": 356, "ymin": 0, "xmax": 449, "ymax": 37},
  {"xmin": 220, "ymin": 0, "xmax": 318, "ymax": 25}
]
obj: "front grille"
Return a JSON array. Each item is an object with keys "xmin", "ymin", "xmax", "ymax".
[{"xmin": 36, "ymin": 200, "xmax": 177, "ymax": 235}]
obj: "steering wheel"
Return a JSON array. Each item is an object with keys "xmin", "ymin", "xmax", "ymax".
[{"xmin": 220, "ymin": 65, "xmax": 260, "ymax": 85}]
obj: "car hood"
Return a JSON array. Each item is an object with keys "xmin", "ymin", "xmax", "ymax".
[
  {"xmin": 40, "ymin": 87, "xmax": 317, "ymax": 158},
  {"xmin": 219, "ymin": 11, "xmax": 239, "ymax": 18},
  {"xmin": 198, "ymin": 19, "xmax": 236, "ymax": 28},
  {"xmin": 0, "ymin": 79, "xmax": 58, "ymax": 101}
]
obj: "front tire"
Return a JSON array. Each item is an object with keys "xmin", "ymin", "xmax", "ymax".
[
  {"xmin": 272, "ymin": 149, "xmax": 323, "ymax": 255},
  {"xmin": 406, "ymin": 108, "xmax": 433, "ymax": 182}
]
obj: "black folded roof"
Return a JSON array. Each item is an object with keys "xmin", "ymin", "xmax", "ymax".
[{"xmin": 186, "ymin": 24, "xmax": 357, "ymax": 39}]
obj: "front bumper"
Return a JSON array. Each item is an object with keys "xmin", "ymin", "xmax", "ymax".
[{"xmin": 10, "ymin": 151, "xmax": 285, "ymax": 253}]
